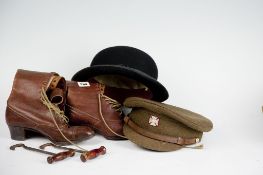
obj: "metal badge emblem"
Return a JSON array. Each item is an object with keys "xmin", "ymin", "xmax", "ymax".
[{"xmin": 149, "ymin": 115, "xmax": 159, "ymax": 127}]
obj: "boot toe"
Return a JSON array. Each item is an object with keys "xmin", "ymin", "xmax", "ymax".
[{"xmin": 73, "ymin": 126, "xmax": 95, "ymax": 141}]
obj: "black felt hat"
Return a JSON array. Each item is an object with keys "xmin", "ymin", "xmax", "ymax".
[{"xmin": 71, "ymin": 46, "xmax": 169, "ymax": 102}]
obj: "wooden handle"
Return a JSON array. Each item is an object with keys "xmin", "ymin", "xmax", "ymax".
[
  {"xmin": 80, "ymin": 146, "xmax": 106, "ymax": 162},
  {"xmin": 47, "ymin": 150, "xmax": 75, "ymax": 164}
]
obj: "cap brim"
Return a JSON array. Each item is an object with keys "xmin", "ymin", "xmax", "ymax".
[
  {"xmin": 123, "ymin": 124, "xmax": 183, "ymax": 152},
  {"xmin": 72, "ymin": 65, "xmax": 169, "ymax": 102}
]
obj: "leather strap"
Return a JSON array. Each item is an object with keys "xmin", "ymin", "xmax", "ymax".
[
  {"xmin": 124, "ymin": 116, "xmax": 199, "ymax": 145},
  {"xmin": 49, "ymin": 76, "xmax": 62, "ymax": 90}
]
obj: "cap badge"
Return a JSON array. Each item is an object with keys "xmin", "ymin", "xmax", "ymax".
[{"xmin": 149, "ymin": 115, "xmax": 159, "ymax": 127}]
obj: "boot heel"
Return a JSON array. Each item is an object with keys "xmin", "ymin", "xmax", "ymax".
[{"xmin": 8, "ymin": 126, "xmax": 26, "ymax": 141}]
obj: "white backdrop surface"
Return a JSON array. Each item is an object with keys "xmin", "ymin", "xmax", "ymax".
[{"xmin": 1, "ymin": 0, "xmax": 263, "ymax": 175}]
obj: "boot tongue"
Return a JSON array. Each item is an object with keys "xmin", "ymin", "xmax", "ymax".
[
  {"xmin": 49, "ymin": 88, "xmax": 64, "ymax": 105},
  {"xmin": 40, "ymin": 75, "xmax": 69, "ymax": 126},
  {"xmin": 46, "ymin": 75, "xmax": 67, "ymax": 110}
]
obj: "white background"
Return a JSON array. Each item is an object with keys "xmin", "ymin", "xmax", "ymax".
[{"xmin": 1, "ymin": 0, "xmax": 263, "ymax": 174}]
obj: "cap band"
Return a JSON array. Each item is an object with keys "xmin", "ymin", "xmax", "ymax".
[{"xmin": 124, "ymin": 116, "xmax": 199, "ymax": 145}]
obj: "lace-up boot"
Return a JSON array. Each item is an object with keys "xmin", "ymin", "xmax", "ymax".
[
  {"xmin": 66, "ymin": 81, "xmax": 126, "ymax": 140},
  {"xmin": 6, "ymin": 69, "xmax": 94, "ymax": 144}
]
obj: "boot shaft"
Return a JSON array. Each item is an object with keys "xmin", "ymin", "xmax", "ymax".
[{"xmin": 7, "ymin": 69, "xmax": 60, "ymax": 125}]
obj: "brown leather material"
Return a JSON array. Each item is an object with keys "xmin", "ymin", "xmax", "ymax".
[
  {"xmin": 6, "ymin": 69, "xmax": 95, "ymax": 144},
  {"xmin": 124, "ymin": 116, "xmax": 199, "ymax": 145},
  {"xmin": 47, "ymin": 76, "xmax": 67, "ymax": 110},
  {"xmin": 66, "ymin": 81, "xmax": 125, "ymax": 140},
  {"xmin": 49, "ymin": 75, "xmax": 63, "ymax": 90},
  {"xmin": 49, "ymin": 88, "xmax": 64, "ymax": 105}
]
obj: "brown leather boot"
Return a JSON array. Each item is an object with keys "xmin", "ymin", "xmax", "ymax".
[
  {"xmin": 66, "ymin": 81, "xmax": 126, "ymax": 140},
  {"xmin": 6, "ymin": 69, "xmax": 94, "ymax": 144},
  {"xmin": 66, "ymin": 81, "xmax": 153, "ymax": 140}
]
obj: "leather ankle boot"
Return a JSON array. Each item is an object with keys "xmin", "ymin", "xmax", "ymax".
[
  {"xmin": 6, "ymin": 69, "xmax": 94, "ymax": 144},
  {"xmin": 66, "ymin": 81, "xmax": 126, "ymax": 140}
]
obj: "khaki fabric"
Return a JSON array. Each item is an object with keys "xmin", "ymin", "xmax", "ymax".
[
  {"xmin": 123, "ymin": 97, "xmax": 213, "ymax": 152},
  {"xmin": 129, "ymin": 109, "xmax": 203, "ymax": 138},
  {"xmin": 124, "ymin": 97, "xmax": 213, "ymax": 132}
]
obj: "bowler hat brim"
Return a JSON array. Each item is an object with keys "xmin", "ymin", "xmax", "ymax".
[
  {"xmin": 123, "ymin": 124, "xmax": 183, "ymax": 152},
  {"xmin": 72, "ymin": 65, "xmax": 169, "ymax": 102}
]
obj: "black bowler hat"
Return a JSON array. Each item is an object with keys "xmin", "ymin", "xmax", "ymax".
[{"xmin": 71, "ymin": 46, "xmax": 169, "ymax": 102}]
